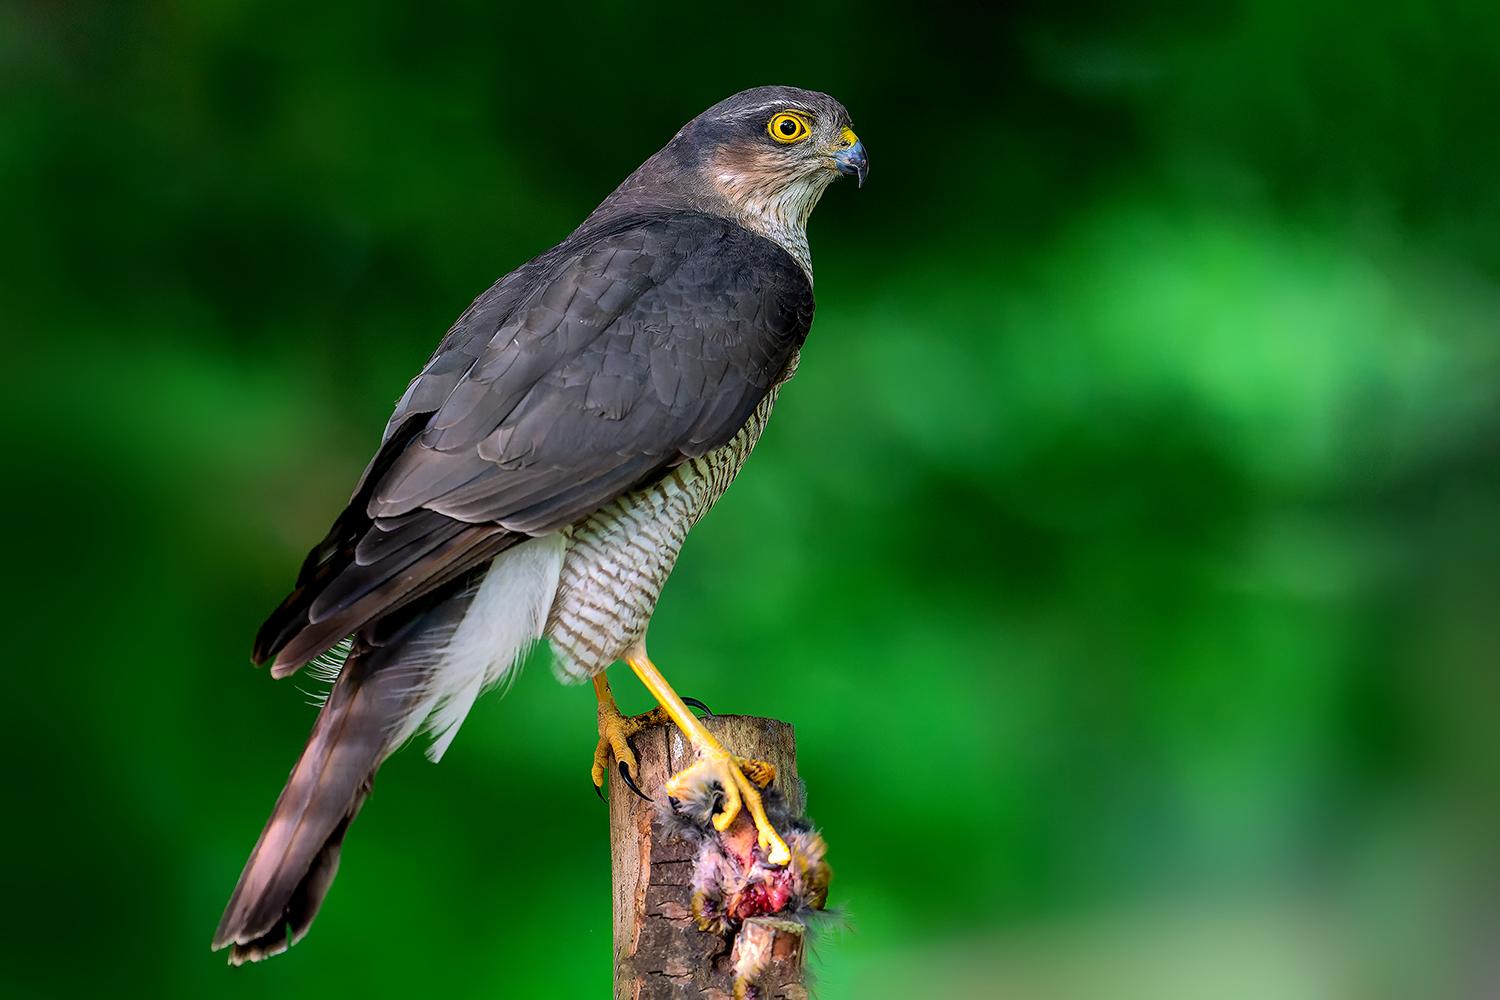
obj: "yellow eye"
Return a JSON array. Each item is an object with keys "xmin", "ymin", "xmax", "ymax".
[{"xmin": 768, "ymin": 112, "xmax": 810, "ymax": 143}]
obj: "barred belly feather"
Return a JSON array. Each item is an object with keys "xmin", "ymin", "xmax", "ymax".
[{"xmin": 546, "ymin": 355, "xmax": 797, "ymax": 680}]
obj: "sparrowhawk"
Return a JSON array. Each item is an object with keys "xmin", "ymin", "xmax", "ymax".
[{"xmin": 212, "ymin": 85, "xmax": 867, "ymax": 964}]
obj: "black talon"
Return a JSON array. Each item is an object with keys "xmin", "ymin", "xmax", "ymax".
[
  {"xmin": 618, "ymin": 760, "xmax": 652, "ymax": 801},
  {"xmin": 681, "ymin": 697, "xmax": 713, "ymax": 717},
  {"xmin": 595, "ymin": 780, "xmax": 605, "ymax": 801}
]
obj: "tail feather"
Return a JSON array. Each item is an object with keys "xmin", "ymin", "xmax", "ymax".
[
  {"xmin": 214, "ymin": 533, "xmax": 567, "ymax": 963},
  {"xmin": 213, "ymin": 645, "xmax": 417, "ymax": 962},
  {"xmin": 213, "ymin": 578, "xmax": 472, "ymax": 963}
]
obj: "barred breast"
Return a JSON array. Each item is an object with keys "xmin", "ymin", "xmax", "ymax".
[{"xmin": 545, "ymin": 355, "xmax": 799, "ymax": 681}]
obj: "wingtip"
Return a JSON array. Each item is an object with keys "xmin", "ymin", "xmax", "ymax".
[{"xmin": 269, "ymin": 654, "xmax": 303, "ymax": 680}]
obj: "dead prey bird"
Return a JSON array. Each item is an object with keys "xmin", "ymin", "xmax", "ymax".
[{"xmin": 213, "ymin": 86, "xmax": 867, "ymax": 963}]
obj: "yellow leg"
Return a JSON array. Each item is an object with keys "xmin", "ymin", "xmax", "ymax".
[
  {"xmin": 624, "ymin": 645, "xmax": 792, "ymax": 866},
  {"xmin": 593, "ymin": 672, "xmax": 670, "ymax": 796}
]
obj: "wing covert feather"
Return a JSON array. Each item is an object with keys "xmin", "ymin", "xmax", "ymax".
[
  {"xmin": 369, "ymin": 213, "xmax": 813, "ymax": 532},
  {"xmin": 257, "ymin": 211, "xmax": 812, "ymax": 672}
]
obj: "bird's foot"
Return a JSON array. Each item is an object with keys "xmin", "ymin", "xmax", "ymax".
[
  {"xmin": 593, "ymin": 683, "xmax": 714, "ymax": 799},
  {"xmin": 667, "ymin": 743, "xmax": 790, "ymax": 866},
  {"xmin": 594, "ymin": 701, "xmax": 671, "ymax": 800},
  {"xmin": 616, "ymin": 646, "xmax": 792, "ymax": 867}
]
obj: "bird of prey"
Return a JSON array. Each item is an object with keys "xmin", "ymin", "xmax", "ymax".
[{"xmin": 212, "ymin": 85, "xmax": 867, "ymax": 964}]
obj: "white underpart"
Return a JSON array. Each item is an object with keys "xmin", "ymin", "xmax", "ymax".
[{"xmin": 419, "ymin": 532, "xmax": 566, "ymax": 761}]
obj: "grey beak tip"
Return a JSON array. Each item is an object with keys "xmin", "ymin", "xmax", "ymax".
[{"xmin": 834, "ymin": 139, "xmax": 869, "ymax": 188}]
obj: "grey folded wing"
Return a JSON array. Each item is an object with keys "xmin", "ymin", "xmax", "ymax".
[{"xmin": 254, "ymin": 212, "xmax": 814, "ymax": 676}]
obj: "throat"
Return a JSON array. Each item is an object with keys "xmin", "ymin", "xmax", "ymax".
[{"xmin": 711, "ymin": 170, "xmax": 832, "ymax": 284}]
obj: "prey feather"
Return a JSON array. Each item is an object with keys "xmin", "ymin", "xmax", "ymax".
[{"xmin": 660, "ymin": 771, "xmax": 837, "ymax": 999}]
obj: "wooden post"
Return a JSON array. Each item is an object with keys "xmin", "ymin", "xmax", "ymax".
[{"xmin": 610, "ymin": 715, "xmax": 809, "ymax": 1000}]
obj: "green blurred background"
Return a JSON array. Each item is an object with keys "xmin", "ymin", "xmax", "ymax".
[{"xmin": 5, "ymin": 1, "xmax": 1500, "ymax": 996}]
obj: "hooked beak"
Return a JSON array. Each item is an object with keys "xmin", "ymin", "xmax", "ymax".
[{"xmin": 832, "ymin": 131, "xmax": 869, "ymax": 188}]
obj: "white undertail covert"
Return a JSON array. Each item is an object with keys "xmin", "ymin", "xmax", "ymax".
[{"xmin": 420, "ymin": 532, "xmax": 566, "ymax": 761}]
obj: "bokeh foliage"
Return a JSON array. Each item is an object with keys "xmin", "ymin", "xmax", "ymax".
[{"xmin": 4, "ymin": 1, "xmax": 1500, "ymax": 997}]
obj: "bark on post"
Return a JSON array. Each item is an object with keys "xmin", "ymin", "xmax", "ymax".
[{"xmin": 609, "ymin": 715, "xmax": 809, "ymax": 1000}]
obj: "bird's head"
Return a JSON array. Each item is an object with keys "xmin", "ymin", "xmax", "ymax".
[
  {"xmin": 591, "ymin": 86, "xmax": 867, "ymax": 277},
  {"xmin": 684, "ymin": 85, "xmax": 867, "ymax": 193}
]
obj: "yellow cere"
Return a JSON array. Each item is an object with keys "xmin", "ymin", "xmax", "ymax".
[
  {"xmin": 768, "ymin": 112, "xmax": 811, "ymax": 144},
  {"xmin": 840, "ymin": 127, "xmax": 859, "ymax": 148}
]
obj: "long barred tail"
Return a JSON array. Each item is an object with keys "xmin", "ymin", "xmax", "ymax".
[
  {"xmin": 211, "ymin": 586, "xmax": 465, "ymax": 963},
  {"xmin": 212, "ymin": 534, "xmax": 566, "ymax": 963}
]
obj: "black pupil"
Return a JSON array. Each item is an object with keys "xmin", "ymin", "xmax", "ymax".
[{"xmin": 779, "ymin": 119, "xmax": 798, "ymax": 136}]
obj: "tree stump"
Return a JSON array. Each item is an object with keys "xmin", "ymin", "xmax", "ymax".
[{"xmin": 609, "ymin": 715, "xmax": 809, "ymax": 1000}]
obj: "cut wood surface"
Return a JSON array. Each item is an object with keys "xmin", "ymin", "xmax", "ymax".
[{"xmin": 609, "ymin": 715, "xmax": 808, "ymax": 1000}]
